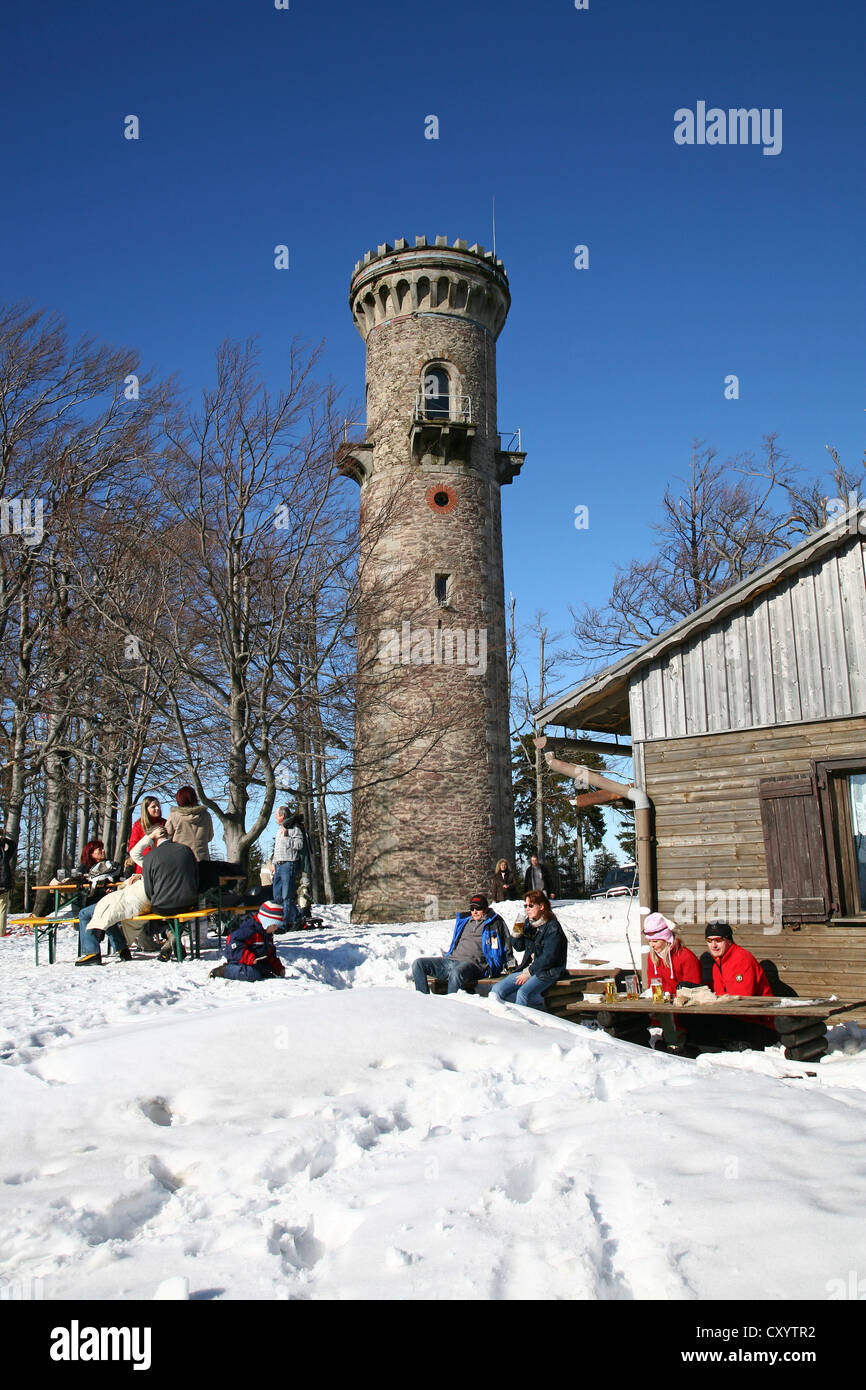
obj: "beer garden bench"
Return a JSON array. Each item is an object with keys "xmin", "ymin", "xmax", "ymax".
[
  {"xmin": 20, "ymin": 906, "xmax": 247, "ymax": 965},
  {"xmin": 15, "ymin": 914, "xmax": 81, "ymax": 965},
  {"xmin": 426, "ymin": 965, "xmax": 624, "ymax": 1005}
]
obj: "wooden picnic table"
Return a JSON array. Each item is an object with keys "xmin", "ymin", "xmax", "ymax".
[
  {"xmin": 566, "ymin": 994, "xmax": 866, "ymax": 1062},
  {"xmin": 565, "ymin": 996, "xmax": 866, "ymax": 1018},
  {"xmin": 32, "ymin": 881, "xmax": 128, "ymax": 961}
]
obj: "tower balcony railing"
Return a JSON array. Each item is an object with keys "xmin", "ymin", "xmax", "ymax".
[
  {"xmin": 413, "ymin": 392, "xmax": 474, "ymax": 425},
  {"xmin": 498, "ymin": 428, "xmax": 522, "ymax": 453}
]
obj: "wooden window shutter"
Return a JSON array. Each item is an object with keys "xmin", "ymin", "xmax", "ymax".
[{"xmin": 759, "ymin": 774, "xmax": 831, "ymax": 922}]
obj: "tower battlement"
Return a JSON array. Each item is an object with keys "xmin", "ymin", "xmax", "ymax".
[{"xmin": 350, "ymin": 236, "xmax": 510, "ymax": 341}]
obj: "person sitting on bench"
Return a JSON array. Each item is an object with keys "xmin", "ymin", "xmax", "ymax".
[
  {"xmin": 707, "ymin": 921, "xmax": 773, "ymax": 999},
  {"xmin": 489, "ymin": 890, "xmax": 567, "ymax": 1011},
  {"xmin": 140, "ymin": 826, "xmax": 199, "ymax": 962},
  {"xmin": 686, "ymin": 921, "xmax": 774, "ymax": 1052},
  {"xmin": 75, "ymin": 872, "xmax": 150, "ymax": 967},
  {"xmin": 210, "ymin": 900, "xmax": 286, "ymax": 982},
  {"xmin": 643, "ymin": 913, "xmax": 702, "ymax": 995},
  {"xmin": 70, "ymin": 840, "xmax": 125, "ymax": 960},
  {"xmin": 642, "ymin": 912, "xmax": 702, "ymax": 1053},
  {"xmin": 411, "ymin": 894, "xmax": 513, "ymax": 995}
]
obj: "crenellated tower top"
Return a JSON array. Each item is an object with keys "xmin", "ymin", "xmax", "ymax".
[{"xmin": 349, "ymin": 235, "xmax": 511, "ymax": 341}]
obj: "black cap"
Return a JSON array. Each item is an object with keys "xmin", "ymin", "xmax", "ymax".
[
  {"xmin": 470, "ymin": 894, "xmax": 489, "ymax": 911},
  {"xmin": 705, "ymin": 920, "xmax": 734, "ymax": 940}
]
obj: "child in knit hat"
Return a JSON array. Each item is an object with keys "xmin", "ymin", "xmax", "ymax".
[{"xmin": 210, "ymin": 900, "xmax": 286, "ymax": 981}]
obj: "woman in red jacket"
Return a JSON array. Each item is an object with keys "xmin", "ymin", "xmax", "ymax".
[
  {"xmin": 128, "ymin": 795, "xmax": 166, "ymax": 871},
  {"xmin": 643, "ymin": 913, "xmax": 702, "ymax": 995},
  {"xmin": 642, "ymin": 913, "xmax": 703, "ymax": 1053}
]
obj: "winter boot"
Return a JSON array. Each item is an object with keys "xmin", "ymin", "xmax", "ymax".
[
  {"xmin": 209, "ymin": 964, "xmax": 227, "ymax": 979},
  {"xmin": 158, "ymin": 940, "xmax": 186, "ymax": 963},
  {"xmin": 75, "ymin": 952, "xmax": 102, "ymax": 967}
]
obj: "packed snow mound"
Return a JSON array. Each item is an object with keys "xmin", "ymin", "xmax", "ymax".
[{"xmin": 1, "ymin": 901, "xmax": 865, "ymax": 1301}]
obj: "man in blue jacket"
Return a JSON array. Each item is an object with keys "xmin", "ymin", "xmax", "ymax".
[
  {"xmin": 412, "ymin": 894, "xmax": 514, "ymax": 994},
  {"xmin": 490, "ymin": 890, "xmax": 567, "ymax": 1010}
]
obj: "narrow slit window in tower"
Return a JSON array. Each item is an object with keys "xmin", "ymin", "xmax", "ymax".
[{"xmin": 435, "ymin": 573, "xmax": 450, "ymax": 607}]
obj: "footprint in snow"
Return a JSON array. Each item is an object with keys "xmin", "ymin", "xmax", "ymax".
[{"xmin": 139, "ymin": 1097, "xmax": 173, "ymax": 1127}]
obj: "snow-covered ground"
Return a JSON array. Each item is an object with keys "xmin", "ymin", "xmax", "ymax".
[{"xmin": 2, "ymin": 898, "xmax": 865, "ymax": 1301}]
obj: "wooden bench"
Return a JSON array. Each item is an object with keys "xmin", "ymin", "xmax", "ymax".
[
  {"xmin": 131, "ymin": 909, "xmax": 214, "ymax": 961},
  {"xmin": 426, "ymin": 966, "xmax": 623, "ymax": 1008},
  {"xmin": 15, "ymin": 915, "xmax": 80, "ymax": 965},
  {"xmin": 21, "ymin": 902, "xmax": 253, "ymax": 966}
]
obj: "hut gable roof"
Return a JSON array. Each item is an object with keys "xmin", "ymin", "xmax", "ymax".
[{"xmin": 539, "ymin": 509, "xmax": 866, "ymax": 736}]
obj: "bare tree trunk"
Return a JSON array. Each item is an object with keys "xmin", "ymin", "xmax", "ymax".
[
  {"xmin": 100, "ymin": 743, "xmax": 118, "ymax": 857},
  {"xmin": 535, "ymin": 624, "xmax": 546, "ymax": 857},
  {"xmin": 296, "ymin": 724, "xmax": 320, "ymax": 901},
  {"xmin": 35, "ymin": 734, "xmax": 69, "ymax": 915},
  {"xmin": 575, "ymin": 822, "xmax": 585, "ymax": 894},
  {"xmin": 67, "ymin": 760, "xmax": 81, "ymax": 864},
  {"xmin": 304, "ymin": 615, "xmax": 333, "ymax": 902},
  {"xmin": 313, "ymin": 740, "xmax": 333, "ymax": 903}
]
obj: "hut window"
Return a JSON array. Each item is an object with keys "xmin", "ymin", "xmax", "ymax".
[
  {"xmin": 814, "ymin": 760, "xmax": 866, "ymax": 918},
  {"xmin": 849, "ymin": 775, "xmax": 866, "ymax": 909}
]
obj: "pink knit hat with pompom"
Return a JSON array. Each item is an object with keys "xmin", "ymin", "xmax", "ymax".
[{"xmin": 643, "ymin": 912, "xmax": 675, "ymax": 942}]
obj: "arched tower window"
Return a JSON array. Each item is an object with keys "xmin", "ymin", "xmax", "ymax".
[{"xmin": 422, "ymin": 365, "xmax": 451, "ymax": 420}]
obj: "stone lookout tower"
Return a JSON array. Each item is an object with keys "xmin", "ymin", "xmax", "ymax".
[{"xmin": 339, "ymin": 235, "xmax": 525, "ymax": 923}]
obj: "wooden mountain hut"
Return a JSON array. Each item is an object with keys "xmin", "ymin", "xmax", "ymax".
[{"xmin": 537, "ymin": 512, "xmax": 866, "ymax": 1005}]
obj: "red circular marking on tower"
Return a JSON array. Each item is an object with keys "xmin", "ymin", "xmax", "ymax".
[{"xmin": 426, "ymin": 484, "xmax": 457, "ymax": 513}]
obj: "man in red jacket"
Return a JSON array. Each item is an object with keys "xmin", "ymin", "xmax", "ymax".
[
  {"xmin": 704, "ymin": 921, "xmax": 774, "ymax": 1049},
  {"xmin": 706, "ymin": 921, "xmax": 773, "ymax": 998}
]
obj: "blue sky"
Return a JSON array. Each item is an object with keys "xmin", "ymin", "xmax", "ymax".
[{"xmin": 3, "ymin": 0, "xmax": 864, "ymax": 723}]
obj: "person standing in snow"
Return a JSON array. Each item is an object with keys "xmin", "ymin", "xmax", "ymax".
[
  {"xmin": 491, "ymin": 858, "xmax": 518, "ymax": 902},
  {"xmin": 523, "ymin": 854, "xmax": 555, "ymax": 897},
  {"xmin": 210, "ymin": 900, "xmax": 286, "ymax": 982},
  {"xmin": 412, "ymin": 894, "xmax": 514, "ymax": 994},
  {"xmin": 490, "ymin": 890, "xmax": 567, "ymax": 1010},
  {"xmin": 272, "ymin": 806, "xmax": 304, "ymax": 931},
  {"xmin": 287, "ymin": 812, "xmax": 317, "ymax": 927}
]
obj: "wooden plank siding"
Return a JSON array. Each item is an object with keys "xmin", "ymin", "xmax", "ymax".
[
  {"xmin": 641, "ymin": 718, "xmax": 866, "ymax": 1002},
  {"xmin": 628, "ymin": 535, "xmax": 866, "ymax": 740}
]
